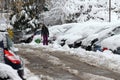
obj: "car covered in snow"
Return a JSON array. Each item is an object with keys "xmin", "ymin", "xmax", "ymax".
[
  {"xmin": 101, "ymin": 34, "xmax": 120, "ymax": 54},
  {"xmin": 20, "ymin": 29, "xmax": 42, "ymax": 43},
  {"xmin": 81, "ymin": 26, "xmax": 120, "ymax": 51},
  {"xmin": 0, "ymin": 31, "xmax": 25, "ymax": 80}
]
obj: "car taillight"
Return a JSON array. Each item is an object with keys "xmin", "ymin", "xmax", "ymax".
[
  {"xmin": 102, "ymin": 47, "xmax": 108, "ymax": 51},
  {"xmin": 4, "ymin": 50, "xmax": 21, "ymax": 64}
]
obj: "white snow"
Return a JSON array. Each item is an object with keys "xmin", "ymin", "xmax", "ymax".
[
  {"xmin": 24, "ymin": 68, "xmax": 41, "ymax": 80},
  {"xmin": 0, "ymin": 63, "xmax": 22, "ymax": 80},
  {"xmin": 43, "ymin": 0, "xmax": 120, "ymax": 25}
]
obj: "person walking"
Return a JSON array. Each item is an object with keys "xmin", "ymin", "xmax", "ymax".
[{"xmin": 41, "ymin": 24, "xmax": 49, "ymax": 45}]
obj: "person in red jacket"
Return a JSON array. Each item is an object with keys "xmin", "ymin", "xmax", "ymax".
[{"xmin": 41, "ymin": 24, "xmax": 49, "ymax": 45}]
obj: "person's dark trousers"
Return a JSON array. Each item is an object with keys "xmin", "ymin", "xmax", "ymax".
[{"xmin": 43, "ymin": 35, "xmax": 48, "ymax": 45}]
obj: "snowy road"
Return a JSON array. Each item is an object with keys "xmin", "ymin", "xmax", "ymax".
[{"xmin": 16, "ymin": 44, "xmax": 120, "ymax": 80}]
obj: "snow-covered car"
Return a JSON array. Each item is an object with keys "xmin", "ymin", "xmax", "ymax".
[
  {"xmin": 101, "ymin": 34, "xmax": 120, "ymax": 54},
  {"xmin": 0, "ymin": 32, "xmax": 25, "ymax": 80},
  {"xmin": 81, "ymin": 26, "xmax": 120, "ymax": 51},
  {"xmin": 20, "ymin": 29, "xmax": 41, "ymax": 43}
]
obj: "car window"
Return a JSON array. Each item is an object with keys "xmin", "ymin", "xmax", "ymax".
[
  {"xmin": 6, "ymin": 35, "xmax": 13, "ymax": 49},
  {"xmin": 34, "ymin": 30, "xmax": 41, "ymax": 35},
  {"xmin": 112, "ymin": 26, "xmax": 120, "ymax": 35}
]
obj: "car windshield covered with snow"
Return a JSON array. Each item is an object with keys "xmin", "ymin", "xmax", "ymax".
[{"xmin": 34, "ymin": 29, "xmax": 41, "ymax": 35}]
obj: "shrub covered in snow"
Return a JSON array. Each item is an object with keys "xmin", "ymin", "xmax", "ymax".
[{"xmin": 43, "ymin": 0, "xmax": 120, "ymax": 25}]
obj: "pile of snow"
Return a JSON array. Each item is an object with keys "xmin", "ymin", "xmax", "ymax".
[
  {"xmin": 24, "ymin": 68, "xmax": 40, "ymax": 80},
  {"xmin": 0, "ymin": 63, "xmax": 21, "ymax": 80}
]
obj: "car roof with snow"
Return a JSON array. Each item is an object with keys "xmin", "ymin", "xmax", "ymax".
[{"xmin": 82, "ymin": 26, "xmax": 120, "ymax": 46}]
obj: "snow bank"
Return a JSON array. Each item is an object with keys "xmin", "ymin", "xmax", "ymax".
[{"xmin": 0, "ymin": 63, "xmax": 21, "ymax": 80}]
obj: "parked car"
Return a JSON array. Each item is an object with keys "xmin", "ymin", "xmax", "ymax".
[
  {"xmin": 81, "ymin": 26, "xmax": 120, "ymax": 51},
  {"xmin": 100, "ymin": 34, "xmax": 120, "ymax": 54},
  {"xmin": 20, "ymin": 29, "xmax": 41, "ymax": 43},
  {"xmin": 0, "ymin": 32, "xmax": 25, "ymax": 80}
]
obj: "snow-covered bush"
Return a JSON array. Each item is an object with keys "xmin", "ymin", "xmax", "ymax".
[
  {"xmin": 43, "ymin": 0, "xmax": 120, "ymax": 25},
  {"xmin": 10, "ymin": 0, "xmax": 120, "ymax": 27},
  {"xmin": 10, "ymin": 4, "xmax": 41, "ymax": 43}
]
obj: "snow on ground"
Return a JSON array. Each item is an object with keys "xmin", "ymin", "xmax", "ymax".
[
  {"xmin": 30, "ymin": 42, "xmax": 120, "ymax": 75},
  {"xmin": 24, "ymin": 66, "xmax": 55, "ymax": 80},
  {"xmin": 0, "ymin": 63, "xmax": 22, "ymax": 80},
  {"xmin": 24, "ymin": 68, "xmax": 41, "ymax": 80}
]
